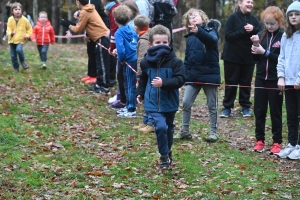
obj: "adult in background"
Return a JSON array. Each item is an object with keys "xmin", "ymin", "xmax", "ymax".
[
  {"xmin": 22, "ymin": 10, "xmax": 34, "ymax": 27},
  {"xmin": 220, "ymin": 0, "xmax": 261, "ymax": 118}
]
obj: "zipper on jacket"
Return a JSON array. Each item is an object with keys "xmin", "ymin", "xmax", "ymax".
[
  {"xmin": 42, "ymin": 26, "xmax": 45, "ymax": 45},
  {"xmin": 157, "ymin": 58, "xmax": 165, "ymax": 112},
  {"xmin": 265, "ymin": 32, "xmax": 273, "ymax": 80},
  {"xmin": 148, "ymin": 70, "xmax": 152, "ymax": 100}
]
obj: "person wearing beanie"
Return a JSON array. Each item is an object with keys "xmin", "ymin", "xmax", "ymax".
[{"xmin": 276, "ymin": 1, "xmax": 300, "ymax": 160}]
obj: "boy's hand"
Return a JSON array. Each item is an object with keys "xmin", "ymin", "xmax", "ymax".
[
  {"xmin": 188, "ymin": 24, "xmax": 198, "ymax": 33},
  {"xmin": 137, "ymin": 95, "xmax": 143, "ymax": 104},
  {"xmin": 151, "ymin": 77, "xmax": 163, "ymax": 88},
  {"xmin": 294, "ymin": 82, "xmax": 300, "ymax": 90},
  {"xmin": 24, "ymin": 35, "xmax": 29, "ymax": 39},
  {"xmin": 112, "ymin": 49, "xmax": 118, "ymax": 56},
  {"xmin": 32, "ymin": 39, "xmax": 36, "ymax": 43},
  {"xmin": 11, "ymin": 31, "xmax": 15, "ymax": 36},
  {"xmin": 84, "ymin": 35, "xmax": 90, "ymax": 42}
]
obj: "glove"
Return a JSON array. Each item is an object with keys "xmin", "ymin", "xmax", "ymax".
[
  {"xmin": 207, "ymin": 19, "xmax": 221, "ymax": 32},
  {"xmin": 60, "ymin": 19, "xmax": 76, "ymax": 28}
]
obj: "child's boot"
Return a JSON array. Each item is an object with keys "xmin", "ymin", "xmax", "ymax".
[{"xmin": 139, "ymin": 125, "xmax": 154, "ymax": 133}]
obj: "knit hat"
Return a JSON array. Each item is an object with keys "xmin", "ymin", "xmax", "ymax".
[{"xmin": 286, "ymin": 1, "xmax": 300, "ymax": 16}]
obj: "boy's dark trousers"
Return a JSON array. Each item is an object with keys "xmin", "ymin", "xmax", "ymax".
[
  {"xmin": 285, "ymin": 87, "xmax": 300, "ymax": 146},
  {"xmin": 110, "ymin": 55, "xmax": 117, "ymax": 82},
  {"xmin": 95, "ymin": 37, "xmax": 110, "ymax": 88},
  {"xmin": 222, "ymin": 61, "xmax": 254, "ymax": 109},
  {"xmin": 254, "ymin": 79, "xmax": 283, "ymax": 143},
  {"xmin": 86, "ymin": 39, "xmax": 97, "ymax": 77},
  {"xmin": 150, "ymin": 111, "xmax": 176, "ymax": 157}
]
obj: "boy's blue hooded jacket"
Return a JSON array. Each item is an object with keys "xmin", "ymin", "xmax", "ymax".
[
  {"xmin": 114, "ymin": 25, "xmax": 138, "ymax": 62},
  {"xmin": 137, "ymin": 45, "xmax": 186, "ymax": 112}
]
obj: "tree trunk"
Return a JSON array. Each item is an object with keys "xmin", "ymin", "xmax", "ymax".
[
  {"xmin": 67, "ymin": 0, "xmax": 72, "ymax": 44},
  {"xmin": 33, "ymin": 0, "xmax": 38, "ymax": 24},
  {"xmin": 196, "ymin": 0, "xmax": 202, "ymax": 9}
]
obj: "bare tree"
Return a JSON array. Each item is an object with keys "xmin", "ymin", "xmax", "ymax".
[{"xmin": 33, "ymin": 0, "xmax": 38, "ymax": 23}]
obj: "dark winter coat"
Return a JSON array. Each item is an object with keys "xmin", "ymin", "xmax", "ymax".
[
  {"xmin": 253, "ymin": 29, "xmax": 283, "ymax": 81},
  {"xmin": 222, "ymin": 10, "xmax": 261, "ymax": 65},
  {"xmin": 137, "ymin": 45, "xmax": 186, "ymax": 112},
  {"xmin": 184, "ymin": 19, "xmax": 221, "ymax": 84}
]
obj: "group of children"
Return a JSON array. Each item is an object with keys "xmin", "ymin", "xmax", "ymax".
[
  {"xmin": 5, "ymin": 2, "xmax": 55, "ymax": 71},
  {"xmin": 4, "ymin": 0, "xmax": 300, "ymax": 168}
]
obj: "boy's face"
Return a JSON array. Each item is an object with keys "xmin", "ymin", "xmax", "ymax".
[
  {"xmin": 39, "ymin": 13, "xmax": 47, "ymax": 23},
  {"xmin": 12, "ymin": 6, "xmax": 22, "ymax": 17},
  {"xmin": 150, "ymin": 34, "xmax": 169, "ymax": 47},
  {"xmin": 189, "ymin": 11, "xmax": 202, "ymax": 25}
]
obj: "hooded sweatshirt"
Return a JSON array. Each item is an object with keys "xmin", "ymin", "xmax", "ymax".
[
  {"xmin": 7, "ymin": 15, "xmax": 32, "ymax": 44},
  {"xmin": 31, "ymin": 20, "xmax": 55, "ymax": 45},
  {"xmin": 114, "ymin": 25, "xmax": 138, "ymax": 62},
  {"xmin": 70, "ymin": 4, "xmax": 109, "ymax": 42}
]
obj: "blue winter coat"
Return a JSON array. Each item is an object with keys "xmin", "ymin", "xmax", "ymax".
[
  {"xmin": 137, "ymin": 45, "xmax": 186, "ymax": 112},
  {"xmin": 184, "ymin": 20, "xmax": 221, "ymax": 85}
]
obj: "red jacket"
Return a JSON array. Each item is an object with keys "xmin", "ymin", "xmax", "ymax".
[{"xmin": 31, "ymin": 20, "xmax": 55, "ymax": 45}]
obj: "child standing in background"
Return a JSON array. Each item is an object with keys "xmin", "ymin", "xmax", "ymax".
[
  {"xmin": 276, "ymin": 1, "xmax": 300, "ymax": 160},
  {"xmin": 137, "ymin": 25, "xmax": 185, "ymax": 168},
  {"xmin": 220, "ymin": 0, "xmax": 261, "ymax": 118},
  {"xmin": 250, "ymin": 6, "xmax": 284, "ymax": 154},
  {"xmin": 132, "ymin": 15, "xmax": 155, "ymax": 133},
  {"xmin": 112, "ymin": 5, "xmax": 138, "ymax": 118},
  {"xmin": 31, "ymin": 11, "xmax": 55, "ymax": 69},
  {"xmin": 174, "ymin": 8, "xmax": 221, "ymax": 142},
  {"xmin": 6, "ymin": 2, "xmax": 32, "ymax": 72}
]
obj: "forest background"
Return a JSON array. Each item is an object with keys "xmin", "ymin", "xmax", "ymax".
[{"xmin": 0, "ymin": 0, "xmax": 296, "ymax": 52}]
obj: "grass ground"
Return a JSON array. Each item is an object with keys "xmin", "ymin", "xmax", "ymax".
[{"xmin": 0, "ymin": 42, "xmax": 299, "ymax": 199}]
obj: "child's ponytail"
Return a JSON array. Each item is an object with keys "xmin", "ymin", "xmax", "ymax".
[{"xmin": 259, "ymin": 29, "xmax": 268, "ymax": 44}]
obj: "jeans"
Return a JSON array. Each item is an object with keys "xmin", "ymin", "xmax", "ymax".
[
  {"xmin": 10, "ymin": 43, "xmax": 25, "ymax": 69},
  {"xmin": 123, "ymin": 60, "xmax": 137, "ymax": 112},
  {"xmin": 37, "ymin": 45, "xmax": 49, "ymax": 63},
  {"xmin": 150, "ymin": 111, "xmax": 176, "ymax": 156},
  {"xmin": 142, "ymin": 112, "xmax": 155, "ymax": 125}
]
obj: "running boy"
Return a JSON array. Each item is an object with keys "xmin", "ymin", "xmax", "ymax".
[
  {"xmin": 31, "ymin": 11, "xmax": 55, "ymax": 69},
  {"xmin": 6, "ymin": 2, "xmax": 32, "ymax": 72},
  {"xmin": 137, "ymin": 25, "xmax": 186, "ymax": 168},
  {"xmin": 112, "ymin": 5, "xmax": 138, "ymax": 117},
  {"xmin": 61, "ymin": 0, "xmax": 111, "ymax": 94}
]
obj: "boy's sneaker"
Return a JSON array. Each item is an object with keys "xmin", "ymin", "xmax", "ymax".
[
  {"xmin": 81, "ymin": 76, "xmax": 91, "ymax": 82},
  {"xmin": 110, "ymin": 100, "xmax": 126, "ymax": 110},
  {"xmin": 270, "ymin": 143, "xmax": 281, "ymax": 155},
  {"xmin": 242, "ymin": 107, "xmax": 252, "ymax": 117},
  {"xmin": 117, "ymin": 107, "xmax": 128, "ymax": 114},
  {"xmin": 220, "ymin": 108, "xmax": 231, "ymax": 118},
  {"xmin": 42, "ymin": 63, "xmax": 47, "ymax": 69},
  {"xmin": 206, "ymin": 133, "xmax": 219, "ymax": 143},
  {"xmin": 14, "ymin": 68, "xmax": 19, "ymax": 72},
  {"xmin": 108, "ymin": 94, "xmax": 117, "ymax": 104},
  {"xmin": 173, "ymin": 130, "xmax": 192, "ymax": 140},
  {"xmin": 117, "ymin": 111, "xmax": 136, "ymax": 118},
  {"xmin": 133, "ymin": 123, "xmax": 147, "ymax": 130},
  {"xmin": 160, "ymin": 155, "xmax": 171, "ymax": 169},
  {"xmin": 287, "ymin": 145, "xmax": 300, "ymax": 160},
  {"xmin": 168, "ymin": 150, "xmax": 172, "ymax": 165},
  {"xmin": 139, "ymin": 125, "xmax": 155, "ymax": 133},
  {"xmin": 252, "ymin": 140, "xmax": 265, "ymax": 153},
  {"xmin": 22, "ymin": 62, "xmax": 29, "ymax": 70},
  {"xmin": 94, "ymin": 86, "xmax": 110, "ymax": 95},
  {"xmin": 277, "ymin": 143, "xmax": 295, "ymax": 158}
]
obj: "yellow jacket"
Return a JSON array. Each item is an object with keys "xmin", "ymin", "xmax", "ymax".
[{"xmin": 7, "ymin": 15, "xmax": 32, "ymax": 44}]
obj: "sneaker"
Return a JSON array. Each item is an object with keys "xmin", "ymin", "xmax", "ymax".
[
  {"xmin": 173, "ymin": 130, "xmax": 192, "ymax": 140},
  {"xmin": 117, "ymin": 107, "xmax": 128, "ymax": 114},
  {"xmin": 14, "ymin": 68, "xmax": 19, "ymax": 72},
  {"xmin": 252, "ymin": 140, "xmax": 265, "ymax": 153},
  {"xmin": 108, "ymin": 79, "xmax": 117, "ymax": 87},
  {"xmin": 160, "ymin": 155, "xmax": 171, "ymax": 169},
  {"xmin": 270, "ymin": 143, "xmax": 281, "ymax": 155},
  {"xmin": 117, "ymin": 111, "xmax": 136, "ymax": 118},
  {"xmin": 277, "ymin": 143, "xmax": 295, "ymax": 158},
  {"xmin": 220, "ymin": 108, "xmax": 231, "ymax": 118},
  {"xmin": 242, "ymin": 107, "xmax": 252, "ymax": 117},
  {"xmin": 206, "ymin": 133, "xmax": 219, "ymax": 143},
  {"xmin": 110, "ymin": 100, "xmax": 126, "ymax": 110},
  {"xmin": 139, "ymin": 125, "xmax": 155, "ymax": 133},
  {"xmin": 133, "ymin": 123, "xmax": 147, "ymax": 130},
  {"xmin": 42, "ymin": 63, "xmax": 47, "ymax": 69},
  {"xmin": 94, "ymin": 86, "xmax": 110, "ymax": 95},
  {"xmin": 287, "ymin": 145, "xmax": 300, "ymax": 160},
  {"xmin": 108, "ymin": 94, "xmax": 117, "ymax": 104},
  {"xmin": 85, "ymin": 77, "xmax": 97, "ymax": 84},
  {"xmin": 81, "ymin": 76, "xmax": 91, "ymax": 82},
  {"xmin": 168, "ymin": 150, "xmax": 172, "ymax": 165},
  {"xmin": 21, "ymin": 62, "xmax": 29, "ymax": 70}
]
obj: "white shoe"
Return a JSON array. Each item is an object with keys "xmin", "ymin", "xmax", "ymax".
[
  {"xmin": 117, "ymin": 111, "xmax": 136, "ymax": 118},
  {"xmin": 287, "ymin": 145, "xmax": 300, "ymax": 160},
  {"xmin": 117, "ymin": 107, "xmax": 127, "ymax": 114},
  {"xmin": 2, "ymin": 36, "xmax": 6, "ymax": 41},
  {"xmin": 108, "ymin": 94, "xmax": 117, "ymax": 104},
  {"xmin": 277, "ymin": 143, "xmax": 295, "ymax": 158}
]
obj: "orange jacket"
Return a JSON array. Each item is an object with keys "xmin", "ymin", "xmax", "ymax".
[{"xmin": 31, "ymin": 20, "xmax": 55, "ymax": 45}]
